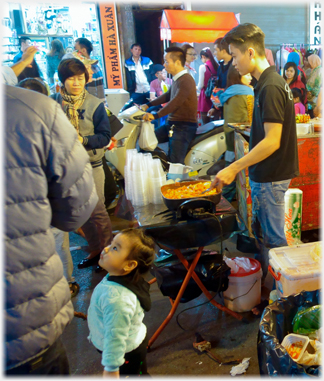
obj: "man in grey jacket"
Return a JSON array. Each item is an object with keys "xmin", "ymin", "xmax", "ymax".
[{"xmin": 5, "ymin": 84, "xmax": 98, "ymax": 375}]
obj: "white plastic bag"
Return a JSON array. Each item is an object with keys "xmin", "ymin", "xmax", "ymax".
[
  {"xmin": 230, "ymin": 358, "xmax": 250, "ymax": 376},
  {"xmin": 224, "ymin": 256, "xmax": 253, "ymax": 274},
  {"xmin": 234, "ymin": 257, "xmax": 252, "ymax": 272},
  {"xmin": 138, "ymin": 121, "xmax": 158, "ymax": 151},
  {"xmin": 224, "ymin": 256, "xmax": 240, "ymax": 273}
]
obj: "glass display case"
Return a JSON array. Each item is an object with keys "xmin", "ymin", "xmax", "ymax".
[
  {"xmin": 2, "ymin": 2, "xmax": 106, "ymax": 87},
  {"xmin": 2, "ymin": 36, "xmax": 19, "ymax": 65}
]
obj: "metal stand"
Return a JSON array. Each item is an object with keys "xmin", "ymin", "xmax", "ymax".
[{"xmin": 147, "ymin": 247, "xmax": 243, "ymax": 349}]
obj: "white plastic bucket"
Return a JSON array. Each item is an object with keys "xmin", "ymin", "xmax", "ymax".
[{"xmin": 223, "ymin": 258, "xmax": 262, "ymax": 312}]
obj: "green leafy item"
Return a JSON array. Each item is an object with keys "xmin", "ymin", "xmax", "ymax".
[{"xmin": 292, "ymin": 305, "xmax": 321, "ymax": 335}]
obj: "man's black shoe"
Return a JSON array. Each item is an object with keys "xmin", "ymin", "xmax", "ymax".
[{"xmin": 78, "ymin": 254, "xmax": 100, "ymax": 269}]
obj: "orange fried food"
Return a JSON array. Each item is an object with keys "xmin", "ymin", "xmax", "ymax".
[
  {"xmin": 163, "ymin": 182, "xmax": 217, "ymax": 199},
  {"xmin": 287, "ymin": 341, "xmax": 303, "ymax": 360}
]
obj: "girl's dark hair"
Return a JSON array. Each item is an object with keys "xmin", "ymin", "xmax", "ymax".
[
  {"xmin": 58, "ymin": 58, "xmax": 89, "ymax": 84},
  {"xmin": 121, "ymin": 228, "xmax": 156, "ymax": 281},
  {"xmin": 226, "ymin": 63, "xmax": 242, "ymax": 88},
  {"xmin": 48, "ymin": 39, "xmax": 65, "ymax": 59},
  {"xmin": 283, "ymin": 62, "xmax": 298, "ymax": 85},
  {"xmin": 17, "ymin": 78, "xmax": 48, "ymax": 95},
  {"xmin": 200, "ymin": 47, "xmax": 219, "ymax": 72},
  {"xmin": 291, "ymin": 87, "xmax": 304, "ymax": 103}
]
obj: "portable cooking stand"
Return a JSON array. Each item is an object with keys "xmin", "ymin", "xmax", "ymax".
[{"xmin": 129, "ymin": 195, "xmax": 246, "ymax": 349}]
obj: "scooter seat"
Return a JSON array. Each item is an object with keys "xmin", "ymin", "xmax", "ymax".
[{"xmin": 187, "ymin": 125, "xmax": 224, "ymax": 151}]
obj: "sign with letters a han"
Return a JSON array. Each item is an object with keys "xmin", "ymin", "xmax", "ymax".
[
  {"xmin": 99, "ymin": 3, "xmax": 123, "ymax": 88},
  {"xmin": 310, "ymin": 2, "xmax": 322, "ymax": 45}
]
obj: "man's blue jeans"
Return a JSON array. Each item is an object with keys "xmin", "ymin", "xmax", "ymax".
[
  {"xmin": 154, "ymin": 121, "xmax": 197, "ymax": 164},
  {"xmin": 250, "ymin": 179, "xmax": 291, "ymax": 281}
]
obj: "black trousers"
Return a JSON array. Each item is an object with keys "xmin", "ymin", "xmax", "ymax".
[
  {"xmin": 98, "ymin": 335, "xmax": 148, "ymax": 376},
  {"xmin": 6, "ymin": 337, "xmax": 69, "ymax": 376},
  {"xmin": 102, "ymin": 156, "xmax": 117, "ymax": 209}
]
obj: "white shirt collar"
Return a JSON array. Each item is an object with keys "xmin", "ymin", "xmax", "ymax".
[
  {"xmin": 132, "ymin": 56, "xmax": 141, "ymax": 64},
  {"xmin": 173, "ymin": 69, "xmax": 187, "ymax": 82}
]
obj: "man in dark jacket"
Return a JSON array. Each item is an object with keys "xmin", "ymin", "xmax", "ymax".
[
  {"xmin": 13, "ymin": 36, "xmax": 42, "ymax": 82},
  {"xmin": 207, "ymin": 37, "xmax": 233, "ymax": 120},
  {"xmin": 214, "ymin": 37, "xmax": 233, "ymax": 88},
  {"xmin": 124, "ymin": 43, "xmax": 154, "ymax": 108},
  {"xmin": 5, "ymin": 84, "xmax": 98, "ymax": 374}
]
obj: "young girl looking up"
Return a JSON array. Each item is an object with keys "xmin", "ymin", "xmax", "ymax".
[
  {"xmin": 87, "ymin": 229, "xmax": 156, "ymax": 377},
  {"xmin": 292, "ymin": 88, "xmax": 305, "ymax": 115}
]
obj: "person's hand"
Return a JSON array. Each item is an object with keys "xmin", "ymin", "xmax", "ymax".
[
  {"xmin": 21, "ymin": 46, "xmax": 38, "ymax": 68},
  {"xmin": 103, "ymin": 370, "xmax": 119, "ymax": 378},
  {"xmin": 78, "ymin": 135, "xmax": 84, "ymax": 144},
  {"xmin": 207, "ymin": 108, "xmax": 216, "ymax": 118},
  {"xmin": 138, "ymin": 104, "xmax": 149, "ymax": 112},
  {"xmin": 142, "ymin": 112, "xmax": 154, "ymax": 122},
  {"xmin": 211, "ymin": 165, "xmax": 237, "ymax": 189},
  {"xmin": 313, "ymin": 106, "xmax": 322, "ymax": 118}
]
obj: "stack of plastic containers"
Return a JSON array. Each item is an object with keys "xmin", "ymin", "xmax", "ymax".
[
  {"xmin": 124, "ymin": 149, "xmax": 137, "ymax": 201},
  {"xmin": 124, "ymin": 150, "xmax": 166, "ymax": 205},
  {"xmin": 148, "ymin": 159, "xmax": 167, "ymax": 204}
]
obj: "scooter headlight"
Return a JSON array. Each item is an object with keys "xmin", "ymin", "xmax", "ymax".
[{"xmin": 116, "ymin": 137, "xmax": 127, "ymax": 148}]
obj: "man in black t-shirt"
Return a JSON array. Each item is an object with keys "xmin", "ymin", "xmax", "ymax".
[{"xmin": 211, "ymin": 23, "xmax": 299, "ymax": 282}]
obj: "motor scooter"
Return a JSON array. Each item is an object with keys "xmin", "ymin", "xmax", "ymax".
[{"xmin": 105, "ymin": 105, "xmax": 226, "ymax": 179}]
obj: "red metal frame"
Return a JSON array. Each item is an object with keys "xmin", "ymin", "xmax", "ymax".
[{"xmin": 147, "ymin": 247, "xmax": 243, "ymax": 349}]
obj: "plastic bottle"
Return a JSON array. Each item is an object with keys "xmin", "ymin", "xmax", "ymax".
[{"xmin": 161, "ymin": 80, "xmax": 168, "ymax": 93}]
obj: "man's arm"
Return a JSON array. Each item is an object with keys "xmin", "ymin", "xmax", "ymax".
[
  {"xmin": 212, "ymin": 122, "xmax": 283, "ymax": 188},
  {"xmin": 142, "ymin": 89, "xmax": 171, "ymax": 121},
  {"xmin": 124, "ymin": 65, "xmax": 132, "ymax": 93},
  {"xmin": 147, "ymin": 89, "xmax": 171, "ymax": 107},
  {"xmin": 10, "ymin": 46, "xmax": 38, "ymax": 78}
]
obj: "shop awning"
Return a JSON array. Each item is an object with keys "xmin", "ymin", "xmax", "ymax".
[{"xmin": 160, "ymin": 10, "xmax": 240, "ymax": 43}]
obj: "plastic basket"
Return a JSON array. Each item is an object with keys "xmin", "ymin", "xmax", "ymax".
[{"xmin": 281, "ymin": 333, "xmax": 309, "ymax": 362}]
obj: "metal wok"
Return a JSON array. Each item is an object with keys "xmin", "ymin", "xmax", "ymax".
[{"xmin": 161, "ymin": 180, "xmax": 222, "ymax": 211}]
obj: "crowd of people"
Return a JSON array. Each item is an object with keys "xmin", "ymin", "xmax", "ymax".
[{"xmin": 3, "ymin": 20, "xmax": 322, "ymax": 377}]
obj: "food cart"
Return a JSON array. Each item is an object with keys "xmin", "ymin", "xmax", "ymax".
[{"xmin": 233, "ymin": 127, "xmax": 320, "ymax": 235}]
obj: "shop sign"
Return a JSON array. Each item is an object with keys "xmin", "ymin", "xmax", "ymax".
[
  {"xmin": 99, "ymin": 3, "xmax": 123, "ymax": 88},
  {"xmin": 309, "ymin": 2, "xmax": 322, "ymax": 45}
]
